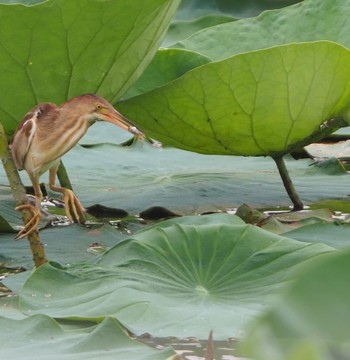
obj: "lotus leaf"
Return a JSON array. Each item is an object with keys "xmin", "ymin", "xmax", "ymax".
[
  {"xmin": 0, "ymin": 315, "xmax": 175, "ymax": 359},
  {"xmin": 174, "ymin": 0, "xmax": 350, "ymax": 60},
  {"xmin": 118, "ymin": 41, "xmax": 350, "ymax": 157},
  {"xmin": 163, "ymin": 14, "xmax": 236, "ymax": 47},
  {"xmin": 0, "ymin": 0, "xmax": 180, "ymax": 137},
  {"xmin": 20, "ymin": 214, "xmax": 334, "ymax": 339},
  {"xmin": 173, "ymin": 0, "xmax": 302, "ymax": 21},
  {"xmin": 124, "ymin": 48, "xmax": 211, "ymax": 99}
]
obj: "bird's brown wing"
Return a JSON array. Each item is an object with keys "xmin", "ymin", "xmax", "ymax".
[{"xmin": 11, "ymin": 103, "xmax": 57, "ymax": 170}]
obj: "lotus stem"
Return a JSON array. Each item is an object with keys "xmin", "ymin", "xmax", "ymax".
[
  {"xmin": 0, "ymin": 122, "xmax": 47, "ymax": 267},
  {"xmin": 273, "ymin": 155, "xmax": 303, "ymax": 211},
  {"xmin": 57, "ymin": 160, "xmax": 73, "ymax": 190}
]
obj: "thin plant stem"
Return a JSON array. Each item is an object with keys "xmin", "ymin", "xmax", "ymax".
[
  {"xmin": 0, "ymin": 123, "xmax": 47, "ymax": 267},
  {"xmin": 273, "ymin": 155, "xmax": 304, "ymax": 211},
  {"xmin": 57, "ymin": 160, "xmax": 73, "ymax": 190}
]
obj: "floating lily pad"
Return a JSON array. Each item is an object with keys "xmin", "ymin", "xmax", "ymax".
[
  {"xmin": 0, "ymin": 315, "xmax": 176, "ymax": 360},
  {"xmin": 0, "ymin": 222, "xmax": 125, "ymax": 270},
  {"xmin": 19, "ymin": 214, "xmax": 334, "ymax": 339},
  {"xmin": 283, "ymin": 222, "xmax": 350, "ymax": 250}
]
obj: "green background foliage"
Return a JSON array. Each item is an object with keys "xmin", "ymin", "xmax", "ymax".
[
  {"xmin": 242, "ymin": 250, "xmax": 350, "ymax": 359},
  {"xmin": 173, "ymin": 0, "xmax": 350, "ymax": 59}
]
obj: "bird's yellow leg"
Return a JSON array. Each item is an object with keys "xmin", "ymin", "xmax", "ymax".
[
  {"xmin": 61, "ymin": 188, "xmax": 86, "ymax": 223},
  {"xmin": 15, "ymin": 176, "xmax": 43, "ymax": 240},
  {"xmin": 49, "ymin": 166, "xmax": 86, "ymax": 223}
]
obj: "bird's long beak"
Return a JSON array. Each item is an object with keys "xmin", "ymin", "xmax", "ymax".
[{"xmin": 105, "ymin": 109, "xmax": 144, "ymax": 137}]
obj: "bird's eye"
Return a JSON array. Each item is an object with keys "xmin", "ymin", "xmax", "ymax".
[{"xmin": 96, "ymin": 104, "xmax": 102, "ymax": 111}]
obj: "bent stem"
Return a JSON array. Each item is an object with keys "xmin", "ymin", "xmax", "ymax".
[
  {"xmin": 57, "ymin": 160, "xmax": 73, "ymax": 190},
  {"xmin": 272, "ymin": 155, "xmax": 304, "ymax": 211},
  {"xmin": 0, "ymin": 122, "xmax": 47, "ymax": 267}
]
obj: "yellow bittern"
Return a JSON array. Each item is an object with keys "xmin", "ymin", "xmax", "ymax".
[{"xmin": 11, "ymin": 94, "xmax": 142, "ymax": 239}]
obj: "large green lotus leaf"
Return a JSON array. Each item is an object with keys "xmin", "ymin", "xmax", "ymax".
[
  {"xmin": 163, "ymin": 14, "xmax": 236, "ymax": 47},
  {"xmin": 19, "ymin": 214, "xmax": 333, "ymax": 340},
  {"xmin": 118, "ymin": 41, "xmax": 350, "ymax": 156},
  {"xmin": 164, "ymin": 0, "xmax": 296, "ymax": 46},
  {"xmin": 124, "ymin": 48, "xmax": 211, "ymax": 99},
  {"xmin": 173, "ymin": 0, "xmax": 350, "ymax": 61},
  {"xmin": 242, "ymin": 249, "xmax": 350, "ymax": 360},
  {"xmin": 173, "ymin": 0, "xmax": 302, "ymax": 21},
  {"xmin": 0, "ymin": 315, "xmax": 175, "ymax": 359},
  {"xmin": 0, "ymin": 0, "xmax": 180, "ymax": 138}
]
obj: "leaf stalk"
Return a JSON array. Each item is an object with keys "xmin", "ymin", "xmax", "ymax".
[
  {"xmin": 273, "ymin": 155, "xmax": 303, "ymax": 211},
  {"xmin": 0, "ymin": 121, "xmax": 47, "ymax": 267}
]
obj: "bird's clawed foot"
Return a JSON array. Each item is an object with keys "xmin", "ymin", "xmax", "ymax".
[
  {"xmin": 15, "ymin": 204, "xmax": 41, "ymax": 240},
  {"xmin": 62, "ymin": 189, "xmax": 86, "ymax": 224},
  {"xmin": 15, "ymin": 190, "xmax": 86, "ymax": 239}
]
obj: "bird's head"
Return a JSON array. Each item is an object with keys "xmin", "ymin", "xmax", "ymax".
[{"xmin": 62, "ymin": 94, "xmax": 143, "ymax": 137}]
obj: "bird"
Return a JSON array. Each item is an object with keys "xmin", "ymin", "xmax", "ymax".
[{"xmin": 10, "ymin": 93, "xmax": 143, "ymax": 239}]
